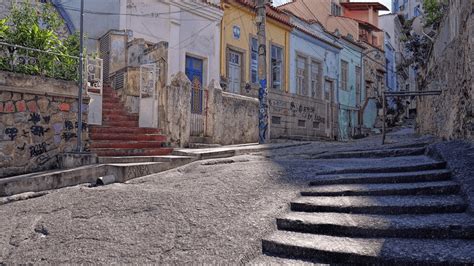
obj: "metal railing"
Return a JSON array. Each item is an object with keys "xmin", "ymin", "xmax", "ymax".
[{"xmin": 0, "ymin": 41, "xmax": 80, "ymax": 81}]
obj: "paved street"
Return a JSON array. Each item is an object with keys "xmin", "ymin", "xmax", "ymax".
[{"xmin": 3, "ymin": 128, "xmax": 468, "ymax": 264}]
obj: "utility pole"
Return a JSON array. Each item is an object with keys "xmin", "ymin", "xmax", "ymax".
[
  {"xmin": 76, "ymin": 0, "xmax": 84, "ymax": 153},
  {"xmin": 256, "ymin": 0, "xmax": 269, "ymax": 144}
]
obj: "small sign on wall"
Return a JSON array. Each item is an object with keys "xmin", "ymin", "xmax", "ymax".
[{"xmin": 233, "ymin": 25, "xmax": 241, "ymax": 40}]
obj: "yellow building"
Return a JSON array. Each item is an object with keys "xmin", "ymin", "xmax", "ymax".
[{"xmin": 220, "ymin": 0, "xmax": 292, "ymax": 95}]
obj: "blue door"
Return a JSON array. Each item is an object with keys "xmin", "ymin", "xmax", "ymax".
[{"xmin": 185, "ymin": 56, "xmax": 204, "ymax": 114}]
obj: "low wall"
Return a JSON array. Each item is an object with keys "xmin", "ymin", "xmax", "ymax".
[
  {"xmin": 267, "ymin": 90, "xmax": 335, "ymax": 140},
  {"xmin": 162, "ymin": 75, "xmax": 258, "ymax": 147},
  {"xmin": 212, "ymin": 91, "xmax": 259, "ymax": 145},
  {"xmin": 0, "ymin": 71, "xmax": 89, "ymax": 178}
]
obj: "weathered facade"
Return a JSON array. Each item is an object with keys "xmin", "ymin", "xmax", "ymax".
[
  {"xmin": 416, "ymin": 0, "xmax": 473, "ymax": 141},
  {"xmin": 0, "ymin": 71, "xmax": 89, "ymax": 178},
  {"xmin": 286, "ymin": 17, "xmax": 341, "ymax": 140}
]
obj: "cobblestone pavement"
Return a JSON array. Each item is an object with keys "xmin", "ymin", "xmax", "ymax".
[{"xmin": 0, "ymin": 127, "xmax": 465, "ymax": 264}]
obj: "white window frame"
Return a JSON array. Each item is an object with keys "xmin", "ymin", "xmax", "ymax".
[
  {"xmin": 271, "ymin": 44, "xmax": 284, "ymax": 90},
  {"xmin": 311, "ymin": 59, "xmax": 322, "ymax": 98},
  {"xmin": 296, "ymin": 55, "xmax": 307, "ymax": 96},
  {"xmin": 341, "ymin": 60, "xmax": 349, "ymax": 91}
]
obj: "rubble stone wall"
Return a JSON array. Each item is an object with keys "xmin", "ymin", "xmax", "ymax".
[
  {"xmin": 0, "ymin": 71, "xmax": 88, "ymax": 178},
  {"xmin": 416, "ymin": 0, "xmax": 474, "ymax": 140}
]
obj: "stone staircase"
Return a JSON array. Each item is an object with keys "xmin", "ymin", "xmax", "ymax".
[
  {"xmin": 89, "ymin": 86, "xmax": 172, "ymax": 157},
  {"xmin": 261, "ymin": 149, "xmax": 474, "ymax": 264}
]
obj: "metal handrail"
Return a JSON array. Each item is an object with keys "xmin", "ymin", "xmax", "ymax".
[{"xmin": 0, "ymin": 41, "xmax": 81, "ymax": 59}]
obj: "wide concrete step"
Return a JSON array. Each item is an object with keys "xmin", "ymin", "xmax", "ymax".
[
  {"xmin": 90, "ymin": 133, "xmax": 166, "ymax": 142},
  {"xmin": 98, "ymin": 155, "xmax": 195, "ymax": 164},
  {"xmin": 314, "ymin": 160, "xmax": 447, "ymax": 175},
  {"xmin": 309, "ymin": 169, "xmax": 451, "ymax": 186},
  {"xmin": 262, "ymin": 231, "xmax": 474, "ymax": 264},
  {"xmin": 277, "ymin": 212, "xmax": 474, "ymax": 239},
  {"xmin": 301, "ymin": 181, "xmax": 460, "ymax": 196},
  {"xmin": 91, "ymin": 148, "xmax": 173, "ymax": 157},
  {"xmin": 89, "ymin": 126, "xmax": 161, "ymax": 134},
  {"xmin": 313, "ymin": 147, "xmax": 426, "ymax": 159},
  {"xmin": 90, "ymin": 141, "xmax": 165, "ymax": 149},
  {"xmin": 290, "ymin": 195, "xmax": 467, "ymax": 214}
]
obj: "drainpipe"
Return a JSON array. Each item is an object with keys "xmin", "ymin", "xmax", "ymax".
[{"xmin": 360, "ymin": 52, "xmax": 364, "ymax": 127}]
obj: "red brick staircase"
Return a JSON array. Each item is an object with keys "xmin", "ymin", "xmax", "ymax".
[{"xmin": 89, "ymin": 86, "xmax": 172, "ymax": 157}]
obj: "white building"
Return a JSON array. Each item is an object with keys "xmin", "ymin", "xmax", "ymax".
[{"xmin": 61, "ymin": 0, "xmax": 223, "ymax": 85}]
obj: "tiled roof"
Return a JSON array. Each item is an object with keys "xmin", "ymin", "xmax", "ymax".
[
  {"xmin": 340, "ymin": 2, "xmax": 389, "ymax": 11},
  {"xmin": 227, "ymin": 0, "xmax": 293, "ymax": 27}
]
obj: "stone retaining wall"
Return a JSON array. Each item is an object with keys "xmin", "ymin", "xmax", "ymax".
[
  {"xmin": 416, "ymin": 0, "xmax": 474, "ymax": 141},
  {"xmin": 0, "ymin": 71, "xmax": 89, "ymax": 178}
]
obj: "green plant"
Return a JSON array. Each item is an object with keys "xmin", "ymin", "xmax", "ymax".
[
  {"xmin": 423, "ymin": 0, "xmax": 445, "ymax": 27},
  {"xmin": 0, "ymin": 1, "xmax": 80, "ymax": 80}
]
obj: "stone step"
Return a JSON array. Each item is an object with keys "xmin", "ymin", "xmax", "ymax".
[
  {"xmin": 103, "ymin": 121, "xmax": 138, "ymax": 127},
  {"xmin": 89, "ymin": 126, "xmax": 161, "ymax": 134},
  {"xmin": 301, "ymin": 181, "xmax": 460, "ymax": 196},
  {"xmin": 91, "ymin": 148, "xmax": 173, "ymax": 157},
  {"xmin": 276, "ymin": 212, "xmax": 474, "ymax": 239},
  {"xmin": 98, "ymin": 155, "xmax": 195, "ymax": 164},
  {"xmin": 309, "ymin": 169, "xmax": 451, "ymax": 186},
  {"xmin": 90, "ymin": 141, "xmax": 165, "ymax": 149},
  {"xmin": 102, "ymin": 99, "xmax": 121, "ymax": 105},
  {"xmin": 188, "ymin": 143, "xmax": 222, "ymax": 149},
  {"xmin": 102, "ymin": 110, "xmax": 138, "ymax": 117},
  {"xmin": 313, "ymin": 160, "xmax": 447, "ymax": 176},
  {"xmin": 290, "ymin": 195, "xmax": 467, "ymax": 214},
  {"xmin": 89, "ymin": 133, "xmax": 166, "ymax": 142},
  {"xmin": 313, "ymin": 147, "xmax": 426, "ymax": 159},
  {"xmin": 262, "ymin": 231, "xmax": 474, "ymax": 264},
  {"xmin": 102, "ymin": 114, "xmax": 138, "ymax": 122}
]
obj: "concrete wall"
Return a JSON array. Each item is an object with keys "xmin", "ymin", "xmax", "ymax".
[
  {"xmin": 268, "ymin": 89, "xmax": 336, "ymax": 140},
  {"xmin": 0, "ymin": 71, "xmax": 89, "ymax": 178},
  {"xmin": 162, "ymin": 74, "xmax": 259, "ymax": 147},
  {"xmin": 208, "ymin": 81, "xmax": 259, "ymax": 145},
  {"xmin": 416, "ymin": 0, "xmax": 474, "ymax": 141}
]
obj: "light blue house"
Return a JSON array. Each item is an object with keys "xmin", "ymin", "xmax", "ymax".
[
  {"xmin": 337, "ymin": 37, "xmax": 364, "ymax": 140},
  {"xmin": 286, "ymin": 16, "xmax": 342, "ymax": 140},
  {"xmin": 287, "ymin": 15, "xmax": 366, "ymax": 141}
]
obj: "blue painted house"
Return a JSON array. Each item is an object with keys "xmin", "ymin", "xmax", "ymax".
[
  {"xmin": 337, "ymin": 37, "xmax": 364, "ymax": 140},
  {"xmin": 285, "ymin": 16, "xmax": 342, "ymax": 140}
]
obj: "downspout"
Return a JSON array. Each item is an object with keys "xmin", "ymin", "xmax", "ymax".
[
  {"xmin": 360, "ymin": 52, "xmax": 365, "ymax": 126},
  {"xmin": 335, "ymin": 51, "xmax": 340, "ymax": 141}
]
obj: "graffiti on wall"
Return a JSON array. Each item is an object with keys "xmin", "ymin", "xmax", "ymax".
[{"xmin": 258, "ymin": 78, "xmax": 268, "ymax": 143}]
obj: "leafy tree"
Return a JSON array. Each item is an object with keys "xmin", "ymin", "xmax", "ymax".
[{"xmin": 0, "ymin": 0, "xmax": 80, "ymax": 80}]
